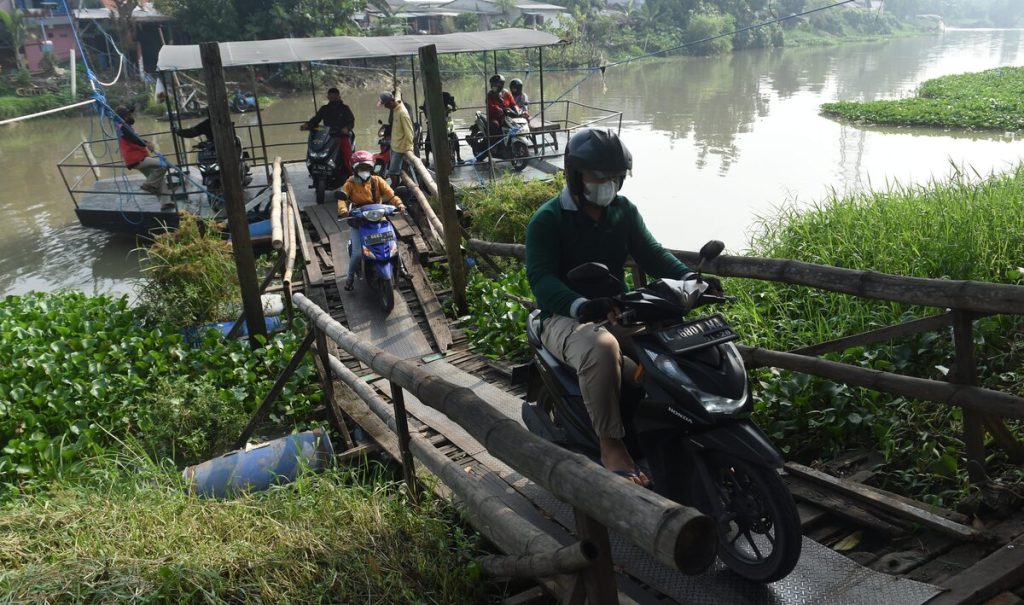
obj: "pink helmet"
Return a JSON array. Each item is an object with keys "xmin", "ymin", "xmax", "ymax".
[{"xmin": 351, "ymin": 150, "xmax": 374, "ymax": 169}]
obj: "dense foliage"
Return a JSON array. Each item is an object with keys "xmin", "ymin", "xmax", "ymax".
[
  {"xmin": 152, "ymin": 0, "xmax": 380, "ymax": 42},
  {"xmin": 885, "ymin": 0, "xmax": 1024, "ymax": 27},
  {"xmin": 458, "ymin": 173, "xmax": 563, "ymax": 244},
  {"xmin": 0, "ymin": 460, "xmax": 490, "ymax": 603},
  {"xmin": 466, "ymin": 268, "xmax": 533, "ymax": 362},
  {"xmin": 0, "ymin": 291, "xmax": 320, "ymax": 491},
  {"xmin": 821, "ymin": 66, "xmax": 1024, "ymax": 131}
]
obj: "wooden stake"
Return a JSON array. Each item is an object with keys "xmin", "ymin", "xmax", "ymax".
[
  {"xmin": 418, "ymin": 44, "xmax": 467, "ymax": 315},
  {"xmin": 200, "ymin": 42, "xmax": 267, "ymax": 348}
]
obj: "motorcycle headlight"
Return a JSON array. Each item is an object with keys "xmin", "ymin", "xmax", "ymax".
[
  {"xmin": 210, "ymin": 163, "xmax": 219, "ymax": 172},
  {"xmin": 642, "ymin": 346, "xmax": 746, "ymax": 414},
  {"xmin": 363, "ymin": 209, "xmax": 385, "ymax": 222}
]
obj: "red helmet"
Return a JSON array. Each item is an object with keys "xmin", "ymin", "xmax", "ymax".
[{"xmin": 351, "ymin": 150, "xmax": 374, "ymax": 170}]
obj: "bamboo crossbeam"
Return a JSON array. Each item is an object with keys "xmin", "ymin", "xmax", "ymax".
[
  {"xmin": 468, "ymin": 239, "xmax": 524, "ymax": 259},
  {"xmin": 270, "ymin": 157, "xmax": 283, "ymax": 249},
  {"xmin": 404, "ymin": 150, "xmax": 439, "ymax": 197},
  {"xmin": 294, "ymin": 293, "xmax": 717, "ymax": 575},
  {"xmin": 738, "ymin": 345, "xmax": 1024, "ymax": 419},
  {"xmin": 477, "ymin": 542, "xmax": 597, "ymax": 578},
  {"xmin": 283, "ymin": 203, "xmax": 296, "ymax": 286}
]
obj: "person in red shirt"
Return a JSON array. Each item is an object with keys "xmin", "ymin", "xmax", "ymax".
[
  {"xmin": 114, "ymin": 105, "xmax": 174, "ymax": 211},
  {"xmin": 486, "ymin": 74, "xmax": 517, "ymax": 140}
]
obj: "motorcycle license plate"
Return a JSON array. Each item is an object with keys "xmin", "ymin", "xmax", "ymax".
[
  {"xmin": 363, "ymin": 231, "xmax": 394, "ymax": 245},
  {"xmin": 656, "ymin": 313, "xmax": 737, "ymax": 354}
]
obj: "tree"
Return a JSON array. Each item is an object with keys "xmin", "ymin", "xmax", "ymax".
[
  {"xmin": 102, "ymin": 0, "xmax": 145, "ymax": 76},
  {"xmin": 0, "ymin": 9, "xmax": 29, "ymax": 70}
]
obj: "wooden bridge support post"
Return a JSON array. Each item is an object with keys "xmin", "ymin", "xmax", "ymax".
[
  {"xmin": 389, "ymin": 381, "xmax": 419, "ymax": 501},
  {"xmin": 315, "ymin": 325, "xmax": 354, "ymax": 450},
  {"xmin": 200, "ymin": 42, "xmax": 267, "ymax": 349},
  {"xmin": 952, "ymin": 310, "xmax": 987, "ymax": 483},
  {"xmin": 418, "ymin": 44, "xmax": 468, "ymax": 315},
  {"xmin": 233, "ymin": 329, "xmax": 315, "ymax": 450},
  {"xmin": 570, "ymin": 508, "xmax": 619, "ymax": 605}
]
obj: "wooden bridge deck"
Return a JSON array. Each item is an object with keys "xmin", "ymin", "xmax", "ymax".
[{"xmin": 283, "ymin": 161, "xmax": 1024, "ymax": 604}]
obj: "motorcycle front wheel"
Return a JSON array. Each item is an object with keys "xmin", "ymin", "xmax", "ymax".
[
  {"xmin": 375, "ymin": 276, "xmax": 395, "ymax": 315},
  {"xmin": 510, "ymin": 141, "xmax": 529, "ymax": 172},
  {"xmin": 314, "ymin": 176, "xmax": 327, "ymax": 204},
  {"xmin": 691, "ymin": 452, "xmax": 801, "ymax": 583}
]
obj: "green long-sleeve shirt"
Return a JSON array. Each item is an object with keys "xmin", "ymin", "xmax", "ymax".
[{"xmin": 525, "ymin": 189, "xmax": 692, "ymax": 320}]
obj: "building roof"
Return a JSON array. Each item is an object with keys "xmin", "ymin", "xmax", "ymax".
[
  {"xmin": 73, "ymin": 7, "xmax": 173, "ymax": 22},
  {"xmin": 157, "ymin": 28, "xmax": 562, "ymax": 72}
]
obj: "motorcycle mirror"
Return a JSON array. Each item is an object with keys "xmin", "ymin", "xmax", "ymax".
[
  {"xmin": 566, "ymin": 262, "xmax": 612, "ymax": 283},
  {"xmin": 377, "ymin": 119, "xmax": 384, "ymax": 125},
  {"xmin": 698, "ymin": 240, "xmax": 725, "ymax": 266}
]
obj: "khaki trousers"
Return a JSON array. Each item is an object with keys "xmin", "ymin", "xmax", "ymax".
[
  {"xmin": 539, "ymin": 314, "xmax": 639, "ymax": 439},
  {"xmin": 134, "ymin": 156, "xmax": 169, "ymax": 200}
]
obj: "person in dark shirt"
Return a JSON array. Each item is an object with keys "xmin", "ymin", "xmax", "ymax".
[{"xmin": 300, "ymin": 87, "xmax": 355, "ymax": 179}]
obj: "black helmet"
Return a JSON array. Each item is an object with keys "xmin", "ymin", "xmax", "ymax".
[
  {"xmin": 509, "ymin": 78, "xmax": 523, "ymax": 92},
  {"xmin": 489, "ymin": 74, "xmax": 505, "ymax": 88},
  {"xmin": 564, "ymin": 128, "xmax": 632, "ymax": 199}
]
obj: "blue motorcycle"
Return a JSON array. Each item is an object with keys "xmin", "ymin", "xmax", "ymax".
[
  {"xmin": 346, "ymin": 203, "xmax": 402, "ymax": 314},
  {"xmin": 231, "ymin": 87, "xmax": 257, "ymax": 113}
]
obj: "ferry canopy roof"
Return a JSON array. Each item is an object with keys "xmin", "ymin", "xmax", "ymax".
[{"xmin": 157, "ymin": 28, "xmax": 561, "ymax": 72}]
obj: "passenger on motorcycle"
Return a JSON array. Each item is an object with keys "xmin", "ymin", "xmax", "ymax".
[
  {"xmin": 337, "ymin": 150, "xmax": 406, "ymax": 291},
  {"xmin": 525, "ymin": 128, "xmax": 717, "ymax": 486},
  {"xmin": 509, "ymin": 78, "xmax": 529, "ymax": 118},
  {"xmin": 300, "ymin": 87, "xmax": 356, "ymax": 181},
  {"xmin": 486, "ymin": 74, "xmax": 518, "ymax": 139}
]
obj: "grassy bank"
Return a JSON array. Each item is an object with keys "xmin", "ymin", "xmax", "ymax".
[
  {"xmin": 0, "ymin": 458, "xmax": 491, "ymax": 603},
  {"xmin": 821, "ymin": 66, "xmax": 1024, "ymax": 131},
  {"xmin": 0, "ymin": 93, "xmax": 70, "ymax": 121}
]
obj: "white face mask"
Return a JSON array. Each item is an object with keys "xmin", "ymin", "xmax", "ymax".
[
  {"xmin": 357, "ymin": 170, "xmax": 371, "ymax": 181},
  {"xmin": 583, "ymin": 180, "xmax": 618, "ymax": 207}
]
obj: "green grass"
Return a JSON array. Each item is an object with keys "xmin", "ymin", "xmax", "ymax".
[
  {"xmin": 726, "ymin": 165, "xmax": 1024, "ymax": 505},
  {"xmin": 0, "ymin": 455, "xmax": 494, "ymax": 604},
  {"xmin": 821, "ymin": 66, "xmax": 1024, "ymax": 131},
  {"xmin": 458, "ymin": 173, "xmax": 564, "ymax": 244},
  {"xmin": 0, "ymin": 93, "xmax": 69, "ymax": 121}
]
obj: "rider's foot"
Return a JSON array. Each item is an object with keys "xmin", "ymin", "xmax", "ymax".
[
  {"xmin": 599, "ymin": 438, "xmax": 650, "ymax": 487},
  {"xmin": 344, "ymin": 278, "xmax": 354, "ymax": 291}
]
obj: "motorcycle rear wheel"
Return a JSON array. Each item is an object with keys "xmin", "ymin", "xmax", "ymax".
[{"xmin": 691, "ymin": 452, "xmax": 801, "ymax": 583}]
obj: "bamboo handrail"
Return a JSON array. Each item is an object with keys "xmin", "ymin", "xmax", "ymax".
[
  {"xmin": 401, "ymin": 172, "xmax": 445, "ymax": 247},
  {"xmin": 404, "ymin": 150, "xmax": 439, "ymax": 198},
  {"xmin": 270, "ymin": 157, "xmax": 284, "ymax": 249},
  {"xmin": 294, "ymin": 293, "xmax": 717, "ymax": 575},
  {"xmin": 477, "ymin": 542, "xmax": 597, "ymax": 578}
]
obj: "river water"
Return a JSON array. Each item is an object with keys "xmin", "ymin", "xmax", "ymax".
[{"xmin": 1, "ymin": 29, "xmax": 1022, "ymax": 297}]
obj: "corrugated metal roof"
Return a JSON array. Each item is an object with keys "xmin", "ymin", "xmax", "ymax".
[{"xmin": 157, "ymin": 28, "xmax": 561, "ymax": 72}]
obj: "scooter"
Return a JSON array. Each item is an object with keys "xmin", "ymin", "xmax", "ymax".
[
  {"xmin": 467, "ymin": 108, "xmax": 530, "ymax": 172},
  {"xmin": 305, "ymin": 127, "xmax": 343, "ymax": 204},
  {"xmin": 522, "ymin": 241, "xmax": 802, "ymax": 583},
  {"xmin": 193, "ymin": 139, "xmax": 252, "ymax": 203},
  {"xmin": 230, "ymin": 87, "xmax": 257, "ymax": 113},
  {"xmin": 341, "ymin": 198, "xmax": 403, "ymax": 315},
  {"xmin": 373, "ymin": 120, "xmax": 391, "ymax": 176}
]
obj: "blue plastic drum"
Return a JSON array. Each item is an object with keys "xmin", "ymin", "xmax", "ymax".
[{"xmin": 183, "ymin": 428, "xmax": 334, "ymax": 498}]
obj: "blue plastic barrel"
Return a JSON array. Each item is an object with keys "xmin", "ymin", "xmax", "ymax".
[{"xmin": 183, "ymin": 428, "xmax": 334, "ymax": 499}]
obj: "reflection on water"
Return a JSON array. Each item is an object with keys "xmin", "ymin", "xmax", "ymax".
[{"xmin": 1, "ymin": 30, "xmax": 1023, "ymax": 296}]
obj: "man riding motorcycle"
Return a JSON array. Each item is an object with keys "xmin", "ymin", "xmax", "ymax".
[
  {"xmin": 300, "ymin": 87, "xmax": 356, "ymax": 182},
  {"xmin": 524, "ymin": 128, "xmax": 720, "ymax": 486},
  {"xmin": 486, "ymin": 74, "xmax": 518, "ymax": 140}
]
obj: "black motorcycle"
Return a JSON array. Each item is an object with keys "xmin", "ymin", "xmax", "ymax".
[
  {"xmin": 305, "ymin": 127, "xmax": 343, "ymax": 204},
  {"xmin": 522, "ymin": 241, "xmax": 802, "ymax": 583},
  {"xmin": 467, "ymin": 108, "xmax": 530, "ymax": 172},
  {"xmin": 193, "ymin": 139, "xmax": 252, "ymax": 204}
]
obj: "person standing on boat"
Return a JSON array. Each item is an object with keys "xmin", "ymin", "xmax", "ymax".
[
  {"xmin": 300, "ymin": 87, "xmax": 356, "ymax": 182},
  {"xmin": 114, "ymin": 105, "xmax": 174, "ymax": 211},
  {"xmin": 378, "ymin": 91, "xmax": 414, "ymax": 189},
  {"xmin": 336, "ymin": 150, "xmax": 406, "ymax": 291}
]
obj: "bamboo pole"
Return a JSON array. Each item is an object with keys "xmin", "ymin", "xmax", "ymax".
[
  {"xmin": 283, "ymin": 203, "xmax": 296, "ymax": 286},
  {"xmin": 404, "ymin": 150, "xmax": 439, "ymax": 197},
  {"xmin": 477, "ymin": 542, "xmax": 596, "ymax": 578},
  {"xmin": 81, "ymin": 139, "xmax": 102, "ymax": 180},
  {"xmin": 468, "ymin": 239, "xmax": 524, "ymax": 259},
  {"xmin": 738, "ymin": 345, "xmax": 1024, "ymax": 419},
  {"xmin": 270, "ymin": 157, "xmax": 284, "ymax": 250},
  {"xmin": 295, "ymin": 293, "xmax": 717, "ymax": 575}
]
